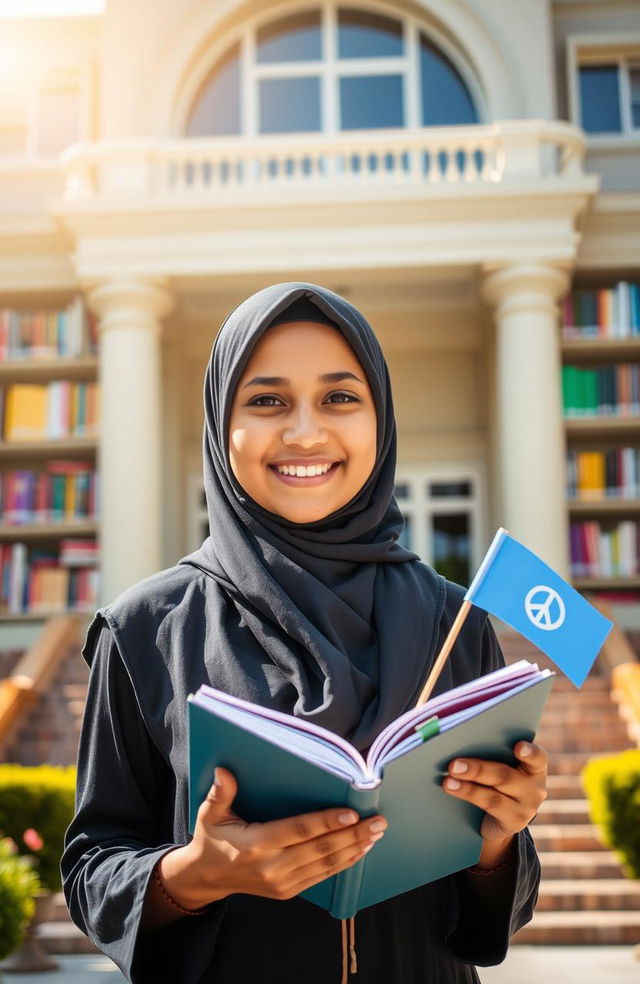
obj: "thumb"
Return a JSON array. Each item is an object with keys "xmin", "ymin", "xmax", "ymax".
[{"xmin": 199, "ymin": 767, "xmax": 240, "ymax": 825}]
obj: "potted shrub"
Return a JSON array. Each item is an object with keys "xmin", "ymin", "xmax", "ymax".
[
  {"xmin": 0, "ymin": 765, "xmax": 76, "ymax": 971},
  {"xmin": 582, "ymin": 748, "xmax": 640, "ymax": 959},
  {"xmin": 0, "ymin": 765, "xmax": 76, "ymax": 894},
  {"xmin": 0, "ymin": 837, "xmax": 40, "ymax": 976}
]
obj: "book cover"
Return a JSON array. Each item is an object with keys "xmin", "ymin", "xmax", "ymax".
[{"xmin": 187, "ymin": 667, "xmax": 553, "ymax": 919}]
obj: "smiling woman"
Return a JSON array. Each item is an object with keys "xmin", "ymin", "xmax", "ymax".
[
  {"xmin": 229, "ymin": 314, "xmax": 377, "ymax": 524},
  {"xmin": 62, "ymin": 282, "xmax": 544, "ymax": 984}
]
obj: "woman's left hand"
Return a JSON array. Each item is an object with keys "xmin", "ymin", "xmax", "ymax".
[{"xmin": 442, "ymin": 740, "xmax": 548, "ymax": 843}]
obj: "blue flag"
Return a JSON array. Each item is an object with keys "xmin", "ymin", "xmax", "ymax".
[{"xmin": 465, "ymin": 528, "xmax": 613, "ymax": 688}]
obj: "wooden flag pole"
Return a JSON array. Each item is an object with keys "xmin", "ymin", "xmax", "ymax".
[{"xmin": 415, "ymin": 600, "xmax": 472, "ymax": 707}]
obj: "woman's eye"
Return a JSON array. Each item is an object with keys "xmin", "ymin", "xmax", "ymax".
[
  {"xmin": 325, "ymin": 392, "xmax": 359, "ymax": 404},
  {"xmin": 249, "ymin": 395, "xmax": 284, "ymax": 407}
]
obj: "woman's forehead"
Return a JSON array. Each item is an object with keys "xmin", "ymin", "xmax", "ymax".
[{"xmin": 239, "ymin": 320, "xmax": 365, "ymax": 376}]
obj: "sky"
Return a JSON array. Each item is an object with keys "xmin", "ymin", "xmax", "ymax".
[{"xmin": 0, "ymin": 0, "xmax": 104, "ymax": 16}]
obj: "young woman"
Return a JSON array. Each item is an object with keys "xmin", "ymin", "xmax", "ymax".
[{"xmin": 62, "ymin": 282, "xmax": 548, "ymax": 984}]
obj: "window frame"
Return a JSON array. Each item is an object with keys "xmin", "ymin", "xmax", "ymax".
[
  {"xmin": 393, "ymin": 463, "xmax": 487, "ymax": 582},
  {"xmin": 568, "ymin": 33, "xmax": 640, "ymax": 148},
  {"xmin": 186, "ymin": 0, "xmax": 483, "ymax": 139},
  {"xmin": 187, "ymin": 462, "xmax": 488, "ymax": 576}
]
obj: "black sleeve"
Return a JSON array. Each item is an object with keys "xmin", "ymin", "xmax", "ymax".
[
  {"xmin": 61, "ymin": 618, "xmax": 227, "ymax": 983},
  {"xmin": 444, "ymin": 616, "xmax": 541, "ymax": 966}
]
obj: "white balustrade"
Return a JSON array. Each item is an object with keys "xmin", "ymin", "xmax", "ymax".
[{"xmin": 58, "ymin": 120, "xmax": 587, "ymax": 203}]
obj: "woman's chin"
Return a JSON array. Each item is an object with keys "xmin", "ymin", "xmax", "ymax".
[{"xmin": 266, "ymin": 498, "xmax": 339, "ymax": 525}]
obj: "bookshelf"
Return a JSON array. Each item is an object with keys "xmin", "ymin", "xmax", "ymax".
[
  {"xmin": 561, "ymin": 279, "xmax": 640, "ymax": 602},
  {"xmin": 0, "ymin": 297, "xmax": 100, "ymax": 630}
]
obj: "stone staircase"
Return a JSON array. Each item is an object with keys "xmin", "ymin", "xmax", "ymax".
[
  {"xmin": 3, "ymin": 637, "xmax": 89, "ymax": 765},
  {"xmin": 499, "ymin": 632, "xmax": 640, "ymax": 945}
]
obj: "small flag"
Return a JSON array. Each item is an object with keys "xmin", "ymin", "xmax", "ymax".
[{"xmin": 465, "ymin": 528, "xmax": 613, "ymax": 688}]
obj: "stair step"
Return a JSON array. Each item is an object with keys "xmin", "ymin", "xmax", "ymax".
[
  {"xmin": 544, "ymin": 691, "xmax": 614, "ymax": 706},
  {"xmin": 545, "ymin": 775, "xmax": 584, "ymax": 798},
  {"xmin": 537, "ymin": 879, "xmax": 640, "ymax": 911},
  {"xmin": 36, "ymin": 921, "xmax": 98, "ymax": 955},
  {"xmin": 542, "ymin": 753, "xmax": 597, "ymax": 774},
  {"xmin": 534, "ymin": 799, "xmax": 590, "ymax": 823},
  {"xmin": 51, "ymin": 892, "xmax": 70, "ymax": 921},
  {"xmin": 539, "ymin": 850, "xmax": 624, "ymax": 879},
  {"xmin": 538, "ymin": 733, "xmax": 630, "ymax": 752},
  {"xmin": 529, "ymin": 824, "xmax": 604, "ymax": 851},
  {"xmin": 513, "ymin": 910, "xmax": 640, "ymax": 945}
]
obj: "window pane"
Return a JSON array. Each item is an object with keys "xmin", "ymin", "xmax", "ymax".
[
  {"xmin": 338, "ymin": 9, "xmax": 403, "ymax": 59},
  {"xmin": 630, "ymin": 66, "xmax": 640, "ymax": 128},
  {"xmin": 398, "ymin": 514, "xmax": 412, "ymax": 550},
  {"xmin": 394, "ymin": 482, "xmax": 410, "ymax": 498},
  {"xmin": 429, "ymin": 481, "xmax": 471, "ymax": 498},
  {"xmin": 340, "ymin": 75, "xmax": 404, "ymax": 129},
  {"xmin": 432, "ymin": 513, "xmax": 470, "ymax": 586},
  {"xmin": 257, "ymin": 11, "xmax": 322, "ymax": 63},
  {"xmin": 259, "ymin": 77, "xmax": 321, "ymax": 133},
  {"xmin": 579, "ymin": 65, "xmax": 621, "ymax": 134},
  {"xmin": 420, "ymin": 35, "xmax": 477, "ymax": 126},
  {"xmin": 187, "ymin": 44, "xmax": 241, "ymax": 136}
]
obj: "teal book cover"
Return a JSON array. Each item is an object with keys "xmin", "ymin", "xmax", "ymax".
[{"xmin": 188, "ymin": 672, "xmax": 553, "ymax": 919}]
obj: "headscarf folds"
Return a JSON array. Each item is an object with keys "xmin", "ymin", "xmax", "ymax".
[{"xmin": 178, "ymin": 283, "xmax": 444, "ymax": 750}]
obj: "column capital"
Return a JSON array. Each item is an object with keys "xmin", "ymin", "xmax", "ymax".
[
  {"xmin": 87, "ymin": 279, "xmax": 175, "ymax": 339},
  {"xmin": 480, "ymin": 263, "xmax": 571, "ymax": 317}
]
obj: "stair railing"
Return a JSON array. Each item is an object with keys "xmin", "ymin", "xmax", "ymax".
[
  {"xmin": 589, "ymin": 596, "xmax": 640, "ymax": 748},
  {"xmin": 0, "ymin": 616, "xmax": 84, "ymax": 757}
]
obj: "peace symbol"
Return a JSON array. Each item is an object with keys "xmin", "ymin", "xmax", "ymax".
[{"xmin": 524, "ymin": 585, "xmax": 566, "ymax": 631}]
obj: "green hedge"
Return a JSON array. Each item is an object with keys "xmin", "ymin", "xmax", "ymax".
[
  {"xmin": 581, "ymin": 749, "xmax": 640, "ymax": 879},
  {"xmin": 0, "ymin": 838, "xmax": 39, "ymax": 961},
  {"xmin": 0, "ymin": 765, "xmax": 76, "ymax": 892}
]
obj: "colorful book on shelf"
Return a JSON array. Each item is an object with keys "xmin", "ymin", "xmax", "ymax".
[
  {"xmin": 188, "ymin": 662, "xmax": 554, "ymax": 919},
  {"xmin": 570, "ymin": 520, "xmax": 640, "ymax": 580},
  {"xmin": 562, "ymin": 283, "xmax": 640, "ymax": 339},
  {"xmin": 4, "ymin": 385, "xmax": 48, "ymax": 441}
]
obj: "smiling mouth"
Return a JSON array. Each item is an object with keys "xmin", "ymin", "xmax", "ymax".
[{"xmin": 268, "ymin": 462, "xmax": 341, "ymax": 485}]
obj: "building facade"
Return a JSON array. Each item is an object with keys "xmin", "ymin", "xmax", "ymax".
[{"xmin": 1, "ymin": 0, "xmax": 639, "ymax": 647}]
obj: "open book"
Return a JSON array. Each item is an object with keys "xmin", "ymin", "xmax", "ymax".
[{"xmin": 188, "ymin": 660, "xmax": 554, "ymax": 918}]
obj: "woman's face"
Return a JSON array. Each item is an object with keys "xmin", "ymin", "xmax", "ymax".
[{"xmin": 228, "ymin": 320, "xmax": 377, "ymax": 524}]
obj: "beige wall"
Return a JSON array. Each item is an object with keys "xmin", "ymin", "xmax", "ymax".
[{"xmin": 552, "ymin": 0, "xmax": 640, "ymax": 192}]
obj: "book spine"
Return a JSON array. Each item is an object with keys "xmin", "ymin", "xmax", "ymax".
[{"xmin": 331, "ymin": 785, "xmax": 380, "ymax": 919}]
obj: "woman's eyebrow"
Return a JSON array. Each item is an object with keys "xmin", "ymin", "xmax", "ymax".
[{"xmin": 242, "ymin": 371, "xmax": 364, "ymax": 388}]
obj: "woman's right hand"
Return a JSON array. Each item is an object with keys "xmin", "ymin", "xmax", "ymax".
[{"xmin": 159, "ymin": 767, "xmax": 387, "ymax": 909}]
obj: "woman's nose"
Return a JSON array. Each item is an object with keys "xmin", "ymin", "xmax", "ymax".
[{"xmin": 282, "ymin": 404, "xmax": 328, "ymax": 448}]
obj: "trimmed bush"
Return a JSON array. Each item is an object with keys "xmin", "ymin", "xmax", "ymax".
[
  {"xmin": 0, "ymin": 765, "xmax": 76, "ymax": 892},
  {"xmin": 581, "ymin": 749, "xmax": 640, "ymax": 879},
  {"xmin": 0, "ymin": 838, "xmax": 39, "ymax": 961}
]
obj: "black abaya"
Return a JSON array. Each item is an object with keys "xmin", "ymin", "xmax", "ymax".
[{"xmin": 62, "ymin": 566, "xmax": 540, "ymax": 984}]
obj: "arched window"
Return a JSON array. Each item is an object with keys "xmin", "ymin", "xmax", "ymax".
[{"xmin": 186, "ymin": 5, "xmax": 480, "ymax": 138}]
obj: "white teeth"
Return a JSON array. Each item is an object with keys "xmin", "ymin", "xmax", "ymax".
[{"xmin": 275, "ymin": 463, "xmax": 333, "ymax": 477}]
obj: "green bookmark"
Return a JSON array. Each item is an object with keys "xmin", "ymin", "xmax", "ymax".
[{"xmin": 415, "ymin": 716, "xmax": 440, "ymax": 741}]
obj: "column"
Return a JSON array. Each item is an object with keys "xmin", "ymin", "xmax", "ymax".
[
  {"xmin": 88, "ymin": 279, "xmax": 174, "ymax": 604},
  {"xmin": 481, "ymin": 263, "xmax": 570, "ymax": 577}
]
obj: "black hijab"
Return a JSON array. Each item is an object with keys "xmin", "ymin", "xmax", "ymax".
[{"xmin": 178, "ymin": 282, "xmax": 445, "ymax": 751}]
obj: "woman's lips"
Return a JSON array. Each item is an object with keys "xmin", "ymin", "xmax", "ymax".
[{"xmin": 268, "ymin": 462, "xmax": 341, "ymax": 486}]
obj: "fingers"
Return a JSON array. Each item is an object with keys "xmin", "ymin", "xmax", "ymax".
[
  {"xmin": 513, "ymin": 740, "xmax": 548, "ymax": 776},
  {"xmin": 277, "ymin": 836, "xmax": 374, "ymax": 901},
  {"xmin": 281, "ymin": 816, "xmax": 385, "ymax": 873},
  {"xmin": 442, "ymin": 742, "xmax": 548, "ymax": 836},
  {"xmin": 444, "ymin": 741, "xmax": 548, "ymax": 795},
  {"xmin": 198, "ymin": 767, "xmax": 241, "ymax": 827},
  {"xmin": 253, "ymin": 805, "xmax": 385, "ymax": 851}
]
